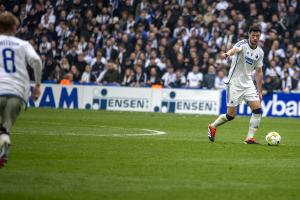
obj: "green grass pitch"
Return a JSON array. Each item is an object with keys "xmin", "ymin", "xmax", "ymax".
[{"xmin": 0, "ymin": 108, "xmax": 300, "ymax": 200}]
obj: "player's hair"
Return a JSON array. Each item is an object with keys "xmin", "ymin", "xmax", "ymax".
[
  {"xmin": 0, "ymin": 12, "xmax": 19, "ymax": 34},
  {"xmin": 248, "ymin": 24, "xmax": 261, "ymax": 33}
]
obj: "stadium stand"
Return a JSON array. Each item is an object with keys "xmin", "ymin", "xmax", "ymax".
[{"xmin": 0, "ymin": 0, "xmax": 299, "ymax": 92}]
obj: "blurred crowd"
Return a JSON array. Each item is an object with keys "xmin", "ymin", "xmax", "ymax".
[{"xmin": 1, "ymin": 0, "xmax": 300, "ymax": 92}]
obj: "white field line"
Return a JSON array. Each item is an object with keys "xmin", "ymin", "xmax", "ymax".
[{"xmin": 15, "ymin": 121, "xmax": 167, "ymax": 137}]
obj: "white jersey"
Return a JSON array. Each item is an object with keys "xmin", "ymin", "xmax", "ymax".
[
  {"xmin": 162, "ymin": 72, "xmax": 176, "ymax": 87},
  {"xmin": 187, "ymin": 72, "xmax": 203, "ymax": 88},
  {"xmin": 227, "ymin": 39, "xmax": 264, "ymax": 87},
  {"xmin": 0, "ymin": 35, "xmax": 42, "ymax": 102}
]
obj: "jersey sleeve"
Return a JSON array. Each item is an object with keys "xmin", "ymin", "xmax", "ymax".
[{"xmin": 234, "ymin": 40, "xmax": 247, "ymax": 52}]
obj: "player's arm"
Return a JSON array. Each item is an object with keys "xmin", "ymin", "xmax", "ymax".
[
  {"xmin": 256, "ymin": 67, "xmax": 263, "ymax": 101},
  {"xmin": 25, "ymin": 42, "xmax": 43, "ymax": 101},
  {"xmin": 31, "ymin": 58, "xmax": 42, "ymax": 100},
  {"xmin": 256, "ymin": 67, "xmax": 263, "ymax": 91},
  {"xmin": 221, "ymin": 46, "xmax": 242, "ymax": 59},
  {"xmin": 256, "ymin": 51, "xmax": 264, "ymax": 101}
]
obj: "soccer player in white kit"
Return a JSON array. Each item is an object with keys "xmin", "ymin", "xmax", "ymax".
[
  {"xmin": 0, "ymin": 12, "xmax": 42, "ymax": 167},
  {"xmin": 208, "ymin": 24, "xmax": 264, "ymax": 144}
]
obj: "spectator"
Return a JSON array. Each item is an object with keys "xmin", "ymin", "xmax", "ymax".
[
  {"xmin": 2, "ymin": 0, "xmax": 297, "ymax": 92},
  {"xmin": 265, "ymin": 60, "xmax": 282, "ymax": 89},
  {"xmin": 39, "ymin": 35, "xmax": 51, "ymax": 54},
  {"xmin": 86, "ymin": 41, "xmax": 95, "ymax": 61},
  {"xmin": 186, "ymin": 66, "xmax": 203, "ymax": 88},
  {"xmin": 75, "ymin": 54, "xmax": 88, "ymax": 74},
  {"xmin": 122, "ymin": 68, "xmax": 134, "ymax": 86},
  {"xmin": 203, "ymin": 65, "xmax": 216, "ymax": 89},
  {"xmin": 173, "ymin": 69, "xmax": 186, "ymax": 88},
  {"xmin": 217, "ymin": 10, "xmax": 229, "ymax": 24},
  {"xmin": 282, "ymin": 71, "xmax": 293, "ymax": 93},
  {"xmin": 262, "ymin": 75, "xmax": 275, "ymax": 95},
  {"xmin": 40, "ymin": 5, "xmax": 55, "ymax": 28},
  {"xmin": 103, "ymin": 38, "xmax": 118, "ymax": 61},
  {"xmin": 132, "ymin": 64, "xmax": 147, "ymax": 87},
  {"xmin": 66, "ymin": 46, "xmax": 78, "ymax": 66},
  {"xmin": 91, "ymin": 50, "xmax": 106, "ymax": 80},
  {"xmin": 49, "ymin": 65, "xmax": 64, "ymax": 83},
  {"xmin": 214, "ymin": 70, "xmax": 227, "ymax": 90},
  {"xmin": 145, "ymin": 53, "xmax": 164, "ymax": 72},
  {"xmin": 43, "ymin": 58, "xmax": 58, "ymax": 81},
  {"xmin": 161, "ymin": 66, "xmax": 176, "ymax": 88},
  {"xmin": 118, "ymin": 43, "xmax": 130, "ymax": 68},
  {"xmin": 25, "ymin": 0, "xmax": 33, "ymax": 14},
  {"xmin": 291, "ymin": 68, "xmax": 299, "ymax": 91},
  {"xmin": 77, "ymin": 36, "xmax": 87, "ymax": 55},
  {"xmin": 102, "ymin": 61, "xmax": 120, "ymax": 85},
  {"xmin": 96, "ymin": 6, "xmax": 110, "ymax": 24},
  {"xmin": 60, "ymin": 56, "xmax": 70, "ymax": 73},
  {"xmin": 80, "ymin": 65, "xmax": 92, "ymax": 83},
  {"xmin": 70, "ymin": 65, "xmax": 81, "ymax": 82},
  {"xmin": 268, "ymin": 40, "xmax": 285, "ymax": 62},
  {"xmin": 147, "ymin": 67, "xmax": 161, "ymax": 86},
  {"xmin": 56, "ymin": 20, "xmax": 71, "ymax": 49},
  {"xmin": 50, "ymin": 41, "xmax": 58, "ymax": 59}
]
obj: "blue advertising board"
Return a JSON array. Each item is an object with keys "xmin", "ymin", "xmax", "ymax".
[{"xmin": 220, "ymin": 90, "xmax": 300, "ymax": 118}]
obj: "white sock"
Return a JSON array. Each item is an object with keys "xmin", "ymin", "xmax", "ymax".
[
  {"xmin": 212, "ymin": 114, "xmax": 229, "ymax": 128},
  {"xmin": 247, "ymin": 114, "xmax": 261, "ymax": 139}
]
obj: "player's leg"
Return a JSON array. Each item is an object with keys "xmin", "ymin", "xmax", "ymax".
[
  {"xmin": 0, "ymin": 96, "xmax": 9, "ymax": 167},
  {"xmin": 0, "ymin": 96, "xmax": 8, "ymax": 135},
  {"xmin": 245, "ymin": 100, "xmax": 262, "ymax": 144},
  {"xmin": 0, "ymin": 97, "xmax": 5, "ymax": 131},
  {"xmin": 208, "ymin": 107, "xmax": 236, "ymax": 142},
  {"xmin": 244, "ymin": 86, "xmax": 262, "ymax": 144},
  {"xmin": 0, "ymin": 97, "xmax": 22, "ymax": 167},
  {"xmin": 208, "ymin": 84, "xmax": 240, "ymax": 142},
  {"xmin": 2, "ymin": 97, "xmax": 22, "ymax": 134},
  {"xmin": 211, "ymin": 106, "xmax": 236, "ymax": 128}
]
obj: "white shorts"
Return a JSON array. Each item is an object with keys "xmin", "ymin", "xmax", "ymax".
[{"xmin": 226, "ymin": 84, "xmax": 259, "ymax": 107}]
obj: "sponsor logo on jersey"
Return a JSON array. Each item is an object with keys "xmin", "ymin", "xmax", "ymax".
[{"xmin": 245, "ymin": 56, "xmax": 255, "ymax": 65}]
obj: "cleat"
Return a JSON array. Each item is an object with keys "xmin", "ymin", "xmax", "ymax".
[
  {"xmin": 244, "ymin": 138, "xmax": 259, "ymax": 144},
  {"xmin": 0, "ymin": 155, "xmax": 8, "ymax": 168},
  {"xmin": 208, "ymin": 124, "xmax": 216, "ymax": 142},
  {"xmin": 0, "ymin": 142, "xmax": 9, "ymax": 168},
  {"xmin": 0, "ymin": 135, "xmax": 10, "ymax": 168}
]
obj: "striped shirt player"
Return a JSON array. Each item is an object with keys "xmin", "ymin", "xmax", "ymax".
[
  {"xmin": 0, "ymin": 12, "xmax": 42, "ymax": 167},
  {"xmin": 208, "ymin": 24, "xmax": 264, "ymax": 144}
]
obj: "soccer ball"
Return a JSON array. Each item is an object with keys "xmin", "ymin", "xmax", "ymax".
[{"xmin": 265, "ymin": 132, "xmax": 281, "ymax": 146}]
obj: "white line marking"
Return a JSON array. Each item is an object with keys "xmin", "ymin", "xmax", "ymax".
[
  {"xmin": 14, "ymin": 129, "xmax": 166, "ymax": 137},
  {"xmin": 126, "ymin": 129, "xmax": 166, "ymax": 136},
  {"xmin": 15, "ymin": 121, "xmax": 167, "ymax": 137}
]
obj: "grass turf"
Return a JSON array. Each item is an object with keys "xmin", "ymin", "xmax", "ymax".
[{"xmin": 0, "ymin": 108, "xmax": 299, "ymax": 200}]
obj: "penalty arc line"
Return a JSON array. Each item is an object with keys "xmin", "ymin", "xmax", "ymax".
[
  {"xmin": 19, "ymin": 121, "xmax": 166, "ymax": 133},
  {"xmin": 13, "ymin": 125, "xmax": 167, "ymax": 137},
  {"xmin": 14, "ymin": 129, "xmax": 166, "ymax": 137}
]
